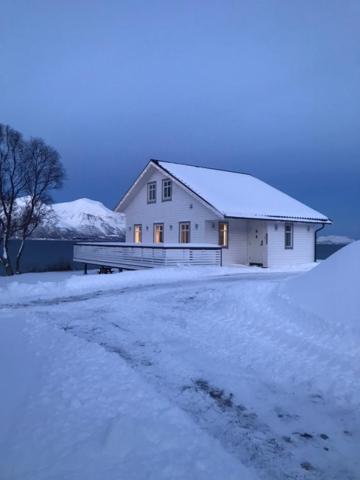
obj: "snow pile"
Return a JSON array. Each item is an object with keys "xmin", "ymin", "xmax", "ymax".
[
  {"xmin": 317, "ymin": 235, "xmax": 354, "ymax": 245},
  {"xmin": 35, "ymin": 198, "xmax": 125, "ymax": 239},
  {"xmin": 283, "ymin": 241, "xmax": 360, "ymax": 327}
]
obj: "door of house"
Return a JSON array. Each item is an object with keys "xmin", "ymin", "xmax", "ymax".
[{"xmin": 247, "ymin": 223, "xmax": 267, "ymax": 266}]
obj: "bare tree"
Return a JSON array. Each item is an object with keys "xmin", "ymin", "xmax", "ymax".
[
  {"xmin": 14, "ymin": 138, "xmax": 65, "ymax": 273},
  {"xmin": 0, "ymin": 125, "xmax": 26, "ymax": 275},
  {"xmin": 0, "ymin": 124, "xmax": 65, "ymax": 275}
]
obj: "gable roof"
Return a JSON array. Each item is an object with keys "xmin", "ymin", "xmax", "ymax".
[{"xmin": 155, "ymin": 160, "xmax": 331, "ymax": 223}]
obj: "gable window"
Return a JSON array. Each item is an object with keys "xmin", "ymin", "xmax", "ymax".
[
  {"xmin": 219, "ymin": 222, "xmax": 229, "ymax": 248},
  {"xmin": 162, "ymin": 179, "xmax": 172, "ymax": 201},
  {"xmin": 285, "ymin": 223, "xmax": 293, "ymax": 249},
  {"xmin": 134, "ymin": 224, "xmax": 142, "ymax": 243},
  {"xmin": 154, "ymin": 223, "xmax": 164, "ymax": 243},
  {"xmin": 147, "ymin": 182, "xmax": 157, "ymax": 203},
  {"xmin": 179, "ymin": 222, "xmax": 191, "ymax": 243}
]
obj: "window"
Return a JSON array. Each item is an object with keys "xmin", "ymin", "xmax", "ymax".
[
  {"xmin": 154, "ymin": 223, "xmax": 164, "ymax": 243},
  {"xmin": 285, "ymin": 223, "xmax": 293, "ymax": 249},
  {"xmin": 134, "ymin": 224, "xmax": 142, "ymax": 243},
  {"xmin": 162, "ymin": 179, "xmax": 172, "ymax": 201},
  {"xmin": 147, "ymin": 182, "xmax": 157, "ymax": 203},
  {"xmin": 219, "ymin": 222, "xmax": 229, "ymax": 247},
  {"xmin": 179, "ymin": 222, "xmax": 191, "ymax": 243}
]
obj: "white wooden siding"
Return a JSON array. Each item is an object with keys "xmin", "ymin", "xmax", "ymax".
[
  {"xmin": 122, "ymin": 167, "xmax": 221, "ymax": 244},
  {"xmin": 117, "ymin": 164, "xmax": 318, "ymax": 268},
  {"xmin": 267, "ymin": 222, "xmax": 315, "ymax": 267}
]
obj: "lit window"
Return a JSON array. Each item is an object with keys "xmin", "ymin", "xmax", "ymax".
[
  {"xmin": 179, "ymin": 222, "xmax": 190, "ymax": 243},
  {"xmin": 134, "ymin": 224, "xmax": 142, "ymax": 243},
  {"xmin": 147, "ymin": 182, "xmax": 156, "ymax": 203},
  {"xmin": 219, "ymin": 222, "xmax": 228, "ymax": 247},
  {"xmin": 285, "ymin": 223, "xmax": 293, "ymax": 249},
  {"xmin": 154, "ymin": 223, "xmax": 164, "ymax": 243},
  {"xmin": 162, "ymin": 179, "xmax": 172, "ymax": 201}
]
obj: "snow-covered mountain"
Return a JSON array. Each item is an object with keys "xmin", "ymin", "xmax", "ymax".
[
  {"xmin": 317, "ymin": 235, "xmax": 354, "ymax": 245},
  {"xmin": 34, "ymin": 198, "xmax": 125, "ymax": 240}
]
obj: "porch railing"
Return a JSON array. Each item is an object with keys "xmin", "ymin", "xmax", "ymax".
[{"xmin": 73, "ymin": 242, "xmax": 222, "ymax": 270}]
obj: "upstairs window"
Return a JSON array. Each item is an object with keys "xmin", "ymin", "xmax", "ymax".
[
  {"xmin": 285, "ymin": 223, "xmax": 293, "ymax": 249},
  {"xmin": 134, "ymin": 224, "xmax": 142, "ymax": 244},
  {"xmin": 154, "ymin": 223, "xmax": 164, "ymax": 243},
  {"xmin": 219, "ymin": 222, "xmax": 229, "ymax": 248},
  {"xmin": 162, "ymin": 179, "xmax": 172, "ymax": 201},
  {"xmin": 147, "ymin": 182, "xmax": 156, "ymax": 203},
  {"xmin": 179, "ymin": 222, "xmax": 191, "ymax": 243}
]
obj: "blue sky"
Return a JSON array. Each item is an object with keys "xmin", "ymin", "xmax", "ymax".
[{"xmin": 1, "ymin": 0, "xmax": 359, "ymax": 237}]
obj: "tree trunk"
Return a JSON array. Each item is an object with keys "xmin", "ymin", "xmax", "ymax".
[
  {"xmin": 1, "ymin": 232, "xmax": 14, "ymax": 275},
  {"xmin": 15, "ymin": 237, "xmax": 26, "ymax": 274}
]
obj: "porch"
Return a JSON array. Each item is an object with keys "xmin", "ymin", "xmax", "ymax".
[{"xmin": 73, "ymin": 242, "xmax": 223, "ymax": 270}]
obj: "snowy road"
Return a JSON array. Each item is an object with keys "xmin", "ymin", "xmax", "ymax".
[{"xmin": 0, "ymin": 268, "xmax": 359, "ymax": 479}]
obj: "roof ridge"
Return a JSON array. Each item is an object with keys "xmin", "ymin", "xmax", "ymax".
[{"xmin": 150, "ymin": 158, "xmax": 252, "ymax": 177}]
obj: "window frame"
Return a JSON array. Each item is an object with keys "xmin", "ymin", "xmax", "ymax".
[
  {"xmin": 147, "ymin": 181, "xmax": 157, "ymax": 204},
  {"xmin": 218, "ymin": 221, "xmax": 229, "ymax": 248},
  {"xmin": 284, "ymin": 223, "xmax": 294, "ymax": 249},
  {"xmin": 162, "ymin": 178, "xmax": 172, "ymax": 202},
  {"xmin": 179, "ymin": 221, "xmax": 191, "ymax": 244},
  {"xmin": 153, "ymin": 223, "xmax": 164, "ymax": 243},
  {"xmin": 133, "ymin": 224, "xmax": 142, "ymax": 244}
]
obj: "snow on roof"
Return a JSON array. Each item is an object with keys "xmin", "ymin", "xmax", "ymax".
[{"xmin": 157, "ymin": 161, "xmax": 330, "ymax": 223}]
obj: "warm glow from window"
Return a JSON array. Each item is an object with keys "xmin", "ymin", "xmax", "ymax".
[
  {"xmin": 179, "ymin": 222, "xmax": 190, "ymax": 243},
  {"xmin": 219, "ymin": 222, "xmax": 228, "ymax": 247},
  {"xmin": 154, "ymin": 223, "xmax": 164, "ymax": 243},
  {"xmin": 134, "ymin": 224, "xmax": 142, "ymax": 243}
]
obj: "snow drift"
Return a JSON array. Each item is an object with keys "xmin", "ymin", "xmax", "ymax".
[{"xmin": 283, "ymin": 241, "xmax": 360, "ymax": 326}]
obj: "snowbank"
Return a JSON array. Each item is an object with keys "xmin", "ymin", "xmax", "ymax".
[
  {"xmin": 0, "ymin": 264, "xmax": 315, "ymax": 305},
  {"xmin": 283, "ymin": 241, "xmax": 360, "ymax": 327}
]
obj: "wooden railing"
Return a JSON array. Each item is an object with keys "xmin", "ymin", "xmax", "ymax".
[{"xmin": 73, "ymin": 243, "xmax": 222, "ymax": 270}]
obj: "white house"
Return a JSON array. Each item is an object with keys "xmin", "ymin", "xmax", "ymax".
[{"xmin": 74, "ymin": 159, "xmax": 331, "ymax": 270}]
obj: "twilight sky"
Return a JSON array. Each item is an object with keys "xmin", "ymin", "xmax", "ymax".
[{"xmin": 1, "ymin": 0, "xmax": 359, "ymax": 237}]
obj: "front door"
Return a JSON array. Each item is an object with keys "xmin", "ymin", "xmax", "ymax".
[{"xmin": 247, "ymin": 222, "xmax": 267, "ymax": 266}]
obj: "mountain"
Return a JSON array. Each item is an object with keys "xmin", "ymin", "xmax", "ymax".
[
  {"xmin": 317, "ymin": 235, "xmax": 354, "ymax": 245},
  {"xmin": 33, "ymin": 198, "xmax": 126, "ymax": 240}
]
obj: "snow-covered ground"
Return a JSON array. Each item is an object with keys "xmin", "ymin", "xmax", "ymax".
[{"xmin": 0, "ymin": 244, "xmax": 359, "ymax": 479}]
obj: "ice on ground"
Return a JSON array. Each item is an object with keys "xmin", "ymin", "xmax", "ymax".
[
  {"xmin": 0, "ymin": 313, "xmax": 255, "ymax": 480},
  {"xmin": 283, "ymin": 241, "xmax": 360, "ymax": 327}
]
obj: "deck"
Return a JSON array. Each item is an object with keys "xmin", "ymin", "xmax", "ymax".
[{"xmin": 73, "ymin": 242, "xmax": 223, "ymax": 270}]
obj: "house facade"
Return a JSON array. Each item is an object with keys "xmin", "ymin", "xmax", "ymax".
[{"xmin": 114, "ymin": 160, "xmax": 331, "ymax": 268}]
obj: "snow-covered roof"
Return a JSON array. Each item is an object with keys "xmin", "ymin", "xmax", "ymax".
[{"xmin": 156, "ymin": 161, "xmax": 330, "ymax": 223}]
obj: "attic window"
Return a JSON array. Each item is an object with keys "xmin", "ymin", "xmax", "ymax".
[
  {"xmin": 147, "ymin": 182, "xmax": 156, "ymax": 203},
  {"xmin": 162, "ymin": 179, "xmax": 172, "ymax": 201},
  {"xmin": 285, "ymin": 223, "xmax": 293, "ymax": 249}
]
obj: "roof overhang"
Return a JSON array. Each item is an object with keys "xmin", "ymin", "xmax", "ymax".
[{"xmin": 224, "ymin": 215, "xmax": 332, "ymax": 224}]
